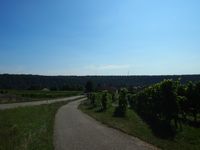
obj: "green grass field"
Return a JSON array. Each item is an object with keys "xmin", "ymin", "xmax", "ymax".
[
  {"xmin": 0, "ymin": 90, "xmax": 82, "ymax": 104},
  {"xmin": 79, "ymin": 101, "xmax": 200, "ymax": 150},
  {"xmin": 0, "ymin": 100, "xmax": 73, "ymax": 150}
]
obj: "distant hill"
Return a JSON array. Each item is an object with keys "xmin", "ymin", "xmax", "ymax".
[{"xmin": 0, "ymin": 74, "xmax": 200, "ymax": 90}]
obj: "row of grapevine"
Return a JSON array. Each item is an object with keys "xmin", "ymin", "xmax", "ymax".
[
  {"xmin": 129, "ymin": 79, "xmax": 200, "ymax": 129},
  {"xmin": 87, "ymin": 79, "xmax": 200, "ymax": 131}
]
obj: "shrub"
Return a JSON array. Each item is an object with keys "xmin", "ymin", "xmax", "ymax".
[
  {"xmin": 90, "ymin": 93, "xmax": 96, "ymax": 107},
  {"xmin": 114, "ymin": 88, "xmax": 128, "ymax": 117},
  {"xmin": 101, "ymin": 91, "xmax": 108, "ymax": 111},
  {"xmin": 133, "ymin": 80, "xmax": 181, "ymax": 128},
  {"xmin": 185, "ymin": 81, "xmax": 200, "ymax": 122}
]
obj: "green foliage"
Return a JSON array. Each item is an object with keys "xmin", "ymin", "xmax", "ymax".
[
  {"xmin": 0, "ymin": 90, "xmax": 82, "ymax": 104},
  {"xmin": 0, "ymin": 101, "xmax": 70, "ymax": 150},
  {"xmin": 91, "ymin": 93, "xmax": 96, "ymax": 106},
  {"xmin": 132, "ymin": 80, "xmax": 181, "ymax": 128},
  {"xmin": 177, "ymin": 96, "xmax": 188, "ymax": 120},
  {"xmin": 80, "ymin": 79, "xmax": 200, "ymax": 149},
  {"xmin": 131, "ymin": 79, "xmax": 200, "ymax": 130},
  {"xmin": 111, "ymin": 92, "xmax": 117, "ymax": 102},
  {"xmin": 159, "ymin": 80, "xmax": 179, "ymax": 123},
  {"xmin": 100, "ymin": 91, "xmax": 108, "ymax": 111},
  {"xmin": 114, "ymin": 88, "xmax": 128, "ymax": 117},
  {"xmin": 87, "ymin": 93, "xmax": 96, "ymax": 107},
  {"xmin": 185, "ymin": 81, "xmax": 200, "ymax": 122},
  {"xmin": 1, "ymin": 74, "xmax": 200, "ymax": 91},
  {"xmin": 87, "ymin": 92, "xmax": 112, "ymax": 111},
  {"xmin": 84, "ymin": 79, "xmax": 200, "ymax": 130}
]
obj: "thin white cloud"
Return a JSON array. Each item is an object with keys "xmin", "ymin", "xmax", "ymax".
[{"xmin": 86, "ymin": 64, "xmax": 130, "ymax": 70}]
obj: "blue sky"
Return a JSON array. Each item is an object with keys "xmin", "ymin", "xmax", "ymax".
[{"xmin": 0, "ymin": 0, "xmax": 200, "ymax": 75}]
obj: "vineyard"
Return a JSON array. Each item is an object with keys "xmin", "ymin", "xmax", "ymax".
[{"xmin": 81, "ymin": 79, "xmax": 200, "ymax": 149}]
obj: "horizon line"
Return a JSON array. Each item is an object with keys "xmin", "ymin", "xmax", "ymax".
[{"xmin": 1, "ymin": 73, "xmax": 200, "ymax": 77}]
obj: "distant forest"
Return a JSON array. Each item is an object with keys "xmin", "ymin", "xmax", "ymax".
[{"xmin": 0, "ymin": 74, "xmax": 200, "ymax": 90}]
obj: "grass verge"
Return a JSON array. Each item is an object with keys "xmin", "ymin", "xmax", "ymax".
[
  {"xmin": 79, "ymin": 101, "xmax": 200, "ymax": 150},
  {"xmin": 0, "ymin": 100, "xmax": 75, "ymax": 150},
  {"xmin": 0, "ymin": 90, "xmax": 82, "ymax": 104}
]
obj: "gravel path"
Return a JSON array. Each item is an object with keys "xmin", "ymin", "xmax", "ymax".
[
  {"xmin": 0, "ymin": 95, "xmax": 84, "ymax": 110},
  {"xmin": 54, "ymin": 99, "xmax": 158, "ymax": 150}
]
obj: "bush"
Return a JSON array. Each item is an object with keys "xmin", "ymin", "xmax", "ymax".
[
  {"xmin": 114, "ymin": 88, "xmax": 128, "ymax": 117},
  {"xmin": 100, "ymin": 91, "xmax": 108, "ymax": 111},
  {"xmin": 90, "ymin": 93, "xmax": 96, "ymax": 107},
  {"xmin": 133, "ymin": 80, "xmax": 181, "ymax": 128},
  {"xmin": 111, "ymin": 92, "xmax": 117, "ymax": 102},
  {"xmin": 185, "ymin": 81, "xmax": 200, "ymax": 122}
]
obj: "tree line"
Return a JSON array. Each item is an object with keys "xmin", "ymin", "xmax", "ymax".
[{"xmin": 1, "ymin": 74, "xmax": 200, "ymax": 90}]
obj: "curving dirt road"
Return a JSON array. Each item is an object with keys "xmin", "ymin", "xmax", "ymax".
[
  {"xmin": 54, "ymin": 99, "xmax": 158, "ymax": 150},
  {"xmin": 0, "ymin": 95, "xmax": 84, "ymax": 110}
]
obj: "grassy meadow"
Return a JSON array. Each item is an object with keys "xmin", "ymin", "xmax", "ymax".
[
  {"xmin": 0, "ymin": 100, "xmax": 74, "ymax": 150},
  {"xmin": 0, "ymin": 90, "xmax": 82, "ymax": 104}
]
